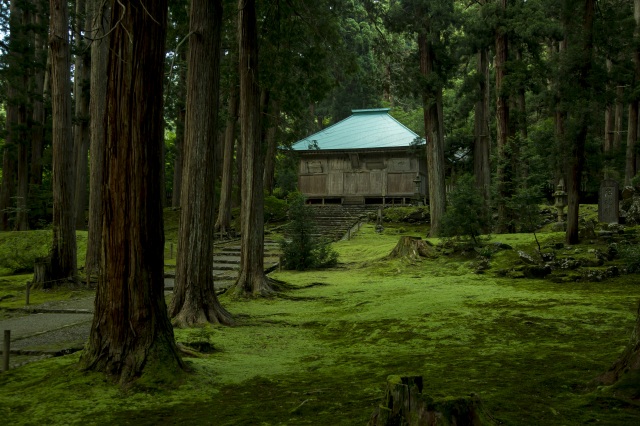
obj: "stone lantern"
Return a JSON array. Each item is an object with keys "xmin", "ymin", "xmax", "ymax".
[
  {"xmin": 413, "ymin": 173, "xmax": 422, "ymax": 205},
  {"xmin": 553, "ymin": 180, "xmax": 568, "ymax": 222}
]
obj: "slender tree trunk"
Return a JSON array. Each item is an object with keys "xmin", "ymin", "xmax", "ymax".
[
  {"xmin": 0, "ymin": 0, "xmax": 22, "ymax": 231},
  {"xmin": 48, "ymin": 0, "xmax": 77, "ymax": 284},
  {"xmin": 614, "ymin": 84, "xmax": 624, "ymax": 151},
  {"xmin": 74, "ymin": 0, "xmax": 91, "ymax": 230},
  {"xmin": 234, "ymin": 0, "xmax": 273, "ymax": 296},
  {"xmin": 566, "ymin": 0, "xmax": 595, "ymax": 245},
  {"xmin": 474, "ymin": 47, "xmax": 491, "ymax": 203},
  {"xmin": 419, "ymin": 32, "xmax": 446, "ymax": 237},
  {"xmin": 215, "ymin": 82, "xmax": 239, "ymax": 235},
  {"xmin": 604, "ymin": 58, "xmax": 614, "ymax": 154},
  {"xmin": 85, "ymin": 0, "xmax": 109, "ymax": 278},
  {"xmin": 171, "ymin": 49, "xmax": 187, "ymax": 208},
  {"xmin": 626, "ymin": 0, "xmax": 640, "ymax": 185},
  {"xmin": 170, "ymin": 0, "xmax": 232, "ymax": 327},
  {"xmin": 263, "ymin": 99, "xmax": 280, "ymax": 195},
  {"xmin": 495, "ymin": 0, "xmax": 512, "ymax": 233},
  {"xmin": 80, "ymin": 0, "xmax": 183, "ymax": 384},
  {"xmin": 30, "ymin": 5, "xmax": 47, "ymax": 187}
]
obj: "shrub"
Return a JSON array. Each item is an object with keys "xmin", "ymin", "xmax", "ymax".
[
  {"xmin": 280, "ymin": 194, "xmax": 338, "ymax": 270},
  {"xmin": 440, "ymin": 175, "xmax": 489, "ymax": 245}
]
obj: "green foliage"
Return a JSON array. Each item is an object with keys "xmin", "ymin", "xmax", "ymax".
[
  {"xmin": 280, "ymin": 194, "xmax": 338, "ymax": 270},
  {"xmin": 440, "ymin": 174, "xmax": 488, "ymax": 244},
  {"xmin": 381, "ymin": 206, "xmax": 430, "ymax": 223},
  {"xmin": 619, "ymin": 242, "xmax": 640, "ymax": 273},
  {"xmin": 263, "ymin": 195, "xmax": 288, "ymax": 223},
  {"xmin": 0, "ymin": 230, "xmax": 51, "ymax": 275}
]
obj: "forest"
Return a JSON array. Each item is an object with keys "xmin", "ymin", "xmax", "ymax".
[{"xmin": 2, "ymin": 0, "xmax": 640, "ymax": 424}]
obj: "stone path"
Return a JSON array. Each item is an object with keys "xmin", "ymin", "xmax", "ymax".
[{"xmin": 0, "ymin": 239, "xmax": 281, "ymax": 371}]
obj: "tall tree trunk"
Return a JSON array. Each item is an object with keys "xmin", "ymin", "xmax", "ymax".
[
  {"xmin": 80, "ymin": 0, "xmax": 183, "ymax": 384},
  {"xmin": 170, "ymin": 0, "xmax": 232, "ymax": 327},
  {"xmin": 604, "ymin": 58, "xmax": 614, "ymax": 154},
  {"xmin": 0, "ymin": 0, "xmax": 22, "ymax": 231},
  {"xmin": 495, "ymin": 0, "xmax": 512, "ymax": 233},
  {"xmin": 234, "ymin": 0, "xmax": 273, "ymax": 296},
  {"xmin": 614, "ymin": 84, "xmax": 624, "ymax": 151},
  {"xmin": 263, "ymin": 99, "xmax": 280, "ymax": 195},
  {"xmin": 85, "ymin": 0, "xmax": 109, "ymax": 279},
  {"xmin": 48, "ymin": 0, "xmax": 77, "ymax": 285},
  {"xmin": 171, "ymin": 49, "xmax": 187, "ymax": 209},
  {"xmin": 566, "ymin": 0, "xmax": 595, "ymax": 245},
  {"xmin": 626, "ymin": 0, "xmax": 640, "ymax": 185},
  {"xmin": 419, "ymin": 32, "xmax": 446, "ymax": 237},
  {"xmin": 474, "ymin": 47, "xmax": 491, "ymax": 204},
  {"xmin": 215, "ymin": 82, "xmax": 239, "ymax": 235},
  {"xmin": 15, "ymin": 2, "xmax": 32, "ymax": 232},
  {"xmin": 74, "ymin": 0, "xmax": 91, "ymax": 230},
  {"xmin": 30, "ymin": 4, "xmax": 47, "ymax": 187}
]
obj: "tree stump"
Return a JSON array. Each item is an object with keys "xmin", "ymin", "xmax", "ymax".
[
  {"xmin": 368, "ymin": 376, "xmax": 489, "ymax": 426},
  {"xmin": 32, "ymin": 256, "xmax": 52, "ymax": 289},
  {"xmin": 386, "ymin": 236, "xmax": 436, "ymax": 260}
]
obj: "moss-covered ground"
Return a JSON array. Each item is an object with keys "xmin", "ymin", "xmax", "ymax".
[{"xmin": 2, "ymin": 215, "xmax": 640, "ymax": 424}]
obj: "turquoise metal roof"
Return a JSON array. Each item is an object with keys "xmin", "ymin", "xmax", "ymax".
[{"xmin": 291, "ymin": 108, "xmax": 421, "ymax": 151}]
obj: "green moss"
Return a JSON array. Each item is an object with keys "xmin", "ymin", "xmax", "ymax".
[{"xmin": 2, "ymin": 206, "xmax": 640, "ymax": 424}]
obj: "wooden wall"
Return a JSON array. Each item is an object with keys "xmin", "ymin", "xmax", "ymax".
[{"xmin": 298, "ymin": 150, "xmax": 427, "ymax": 201}]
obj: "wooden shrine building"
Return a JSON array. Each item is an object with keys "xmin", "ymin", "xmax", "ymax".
[{"xmin": 291, "ymin": 108, "xmax": 427, "ymax": 205}]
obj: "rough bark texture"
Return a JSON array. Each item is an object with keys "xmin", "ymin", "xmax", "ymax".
[
  {"xmin": 263, "ymin": 99, "xmax": 280, "ymax": 195},
  {"xmin": 0, "ymin": 0, "xmax": 21, "ymax": 231},
  {"xmin": 368, "ymin": 376, "xmax": 487, "ymax": 426},
  {"xmin": 74, "ymin": 0, "xmax": 91, "ymax": 230},
  {"xmin": 474, "ymin": 47, "xmax": 491, "ymax": 204},
  {"xmin": 234, "ymin": 0, "xmax": 274, "ymax": 296},
  {"xmin": 419, "ymin": 32, "xmax": 446, "ymax": 238},
  {"xmin": 215, "ymin": 82, "xmax": 239, "ymax": 235},
  {"xmin": 614, "ymin": 84, "xmax": 624, "ymax": 151},
  {"xmin": 85, "ymin": 0, "xmax": 110, "ymax": 279},
  {"xmin": 171, "ymin": 49, "xmax": 187, "ymax": 209},
  {"xmin": 495, "ymin": 0, "xmax": 512, "ymax": 234},
  {"xmin": 566, "ymin": 0, "xmax": 595, "ymax": 245},
  {"xmin": 49, "ymin": 0, "xmax": 77, "ymax": 284},
  {"xmin": 604, "ymin": 58, "xmax": 614, "ymax": 153},
  {"xmin": 170, "ymin": 0, "xmax": 232, "ymax": 327},
  {"xmin": 80, "ymin": 0, "xmax": 183, "ymax": 384},
  {"xmin": 30, "ymin": 5, "xmax": 47, "ymax": 188},
  {"xmin": 626, "ymin": 0, "xmax": 640, "ymax": 185}
]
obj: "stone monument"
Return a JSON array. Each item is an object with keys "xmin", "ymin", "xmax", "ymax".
[{"xmin": 598, "ymin": 179, "xmax": 619, "ymax": 224}]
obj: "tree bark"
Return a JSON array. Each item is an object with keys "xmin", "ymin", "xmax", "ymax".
[
  {"xmin": 566, "ymin": 0, "xmax": 595, "ymax": 245},
  {"xmin": 169, "ymin": 0, "xmax": 232, "ymax": 327},
  {"xmin": 215, "ymin": 81, "xmax": 239, "ymax": 235},
  {"xmin": 48, "ymin": 0, "xmax": 77, "ymax": 284},
  {"xmin": 171, "ymin": 49, "xmax": 187, "ymax": 209},
  {"xmin": 474, "ymin": 47, "xmax": 491, "ymax": 204},
  {"xmin": 85, "ymin": 0, "xmax": 110, "ymax": 279},
  {"xmin": 0, "ymin": 0, "xmax": 22, "ymax": 231},
  {"xmin": 495, "ymin": 0, "xmax": 513, "ymax": 234},
  {"xmin": 626, "ymin": 0, "xmax": 640, "ymax": 185},
  {"xmin": 263, "ymin": 99, "xmax": 280, "ymax": 195},
  {"xmin": 74, "ymin": 0, "xmax": 91, "ymax": 230},
  {"xmin": 80, "ymin": 0, "xmax": 183, "ymax": 384},
  {"xmin": 419, "ymin": 32, "xmax": 446, "ymax": 238},
  {"xmin": 30, "ymin": 4, "xmax": 47, "ymax": 188},
  {"xmin": 614, "ymin": 84, "xmax": 624, "ymax": 151},
  {"xmin": 604, "ymin": 58, "xmax": 614, "ymax": 154},
  {"xmin": 234, "ymin": 0, "xmax": 274, "ymax": 296}
]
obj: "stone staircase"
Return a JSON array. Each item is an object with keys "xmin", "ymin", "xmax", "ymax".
[
  {"xmin": 211, "ymin": 239, "xmax": 281, "ymax": 289},
  {"xmin": 309, "ymin": 205, "xmax": 380, "ymax": 241}
]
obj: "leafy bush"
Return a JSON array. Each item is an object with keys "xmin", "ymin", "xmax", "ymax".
[
  {"xmin": 440, "ymin": 174, "xmax": 489, "ymax": 245},
  {"xmin": 619, "ymin": 242, "xmax": 640, "ymax": 273},
  {"xmin": 380, "ymin": 206, "xmax": 430, "ymax": 223},
  {"xmin": 264, "ymin": 195, "xmax": 288, "ymax": 223},
  {"xmin": 280, "ymin": 194, "xmax": 338, "ymax": 270},
  {"xmin": 0, "ymin": 230, "xmax": 51, "ymax": 275}
]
